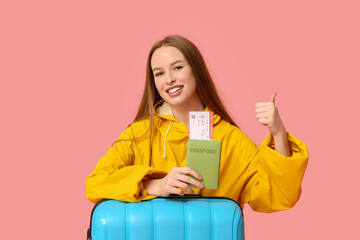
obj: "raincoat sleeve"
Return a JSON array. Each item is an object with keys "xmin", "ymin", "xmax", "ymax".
[
  {"xmin": 239, "ymin": 132, "xmax": 309, "ymax": 213},
  {"xmin": 86, "ymin": 126, "xmax": 167, "ymax": 204}
]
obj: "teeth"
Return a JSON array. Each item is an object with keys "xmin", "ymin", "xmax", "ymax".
[{"xmin": 168, "ymin": 87, "xmax": 182, "ymax": 93}]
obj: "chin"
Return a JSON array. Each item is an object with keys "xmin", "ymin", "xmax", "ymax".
[{"xmin": 160, "ymin": 95, "xmax": 184, "ymax": 106}]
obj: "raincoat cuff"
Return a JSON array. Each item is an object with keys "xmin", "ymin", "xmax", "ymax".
[
  {"xmin": 137, "ymin": 169, "xmax": 167, "ymax": 201},
  {"xmin": 260, "ymin": 132, "xmax": 309, "ymax": 160}
]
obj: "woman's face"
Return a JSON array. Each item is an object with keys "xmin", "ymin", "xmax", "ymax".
[{"xmin": 151, "ymin": 46, "xmax": 200, "ymax": 108}]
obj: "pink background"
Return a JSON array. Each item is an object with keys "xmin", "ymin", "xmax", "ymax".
[{"xmin": 1, "ymin": 0, "xmax": 359, "ymax": 239}]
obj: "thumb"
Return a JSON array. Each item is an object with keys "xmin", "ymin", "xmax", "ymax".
[{"xmin": 270, "ymin": 92, "xmax": 277, "ymax": 104}]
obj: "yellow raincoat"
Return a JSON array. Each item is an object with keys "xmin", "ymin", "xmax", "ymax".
[{"xmin": 86, "ymin": 103, "xmax": 308, "ymax": 213}]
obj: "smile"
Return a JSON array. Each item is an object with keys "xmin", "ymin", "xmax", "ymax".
[{"xmin": 167, "ymin": 86, "xmax": 183, "ymax": 93}]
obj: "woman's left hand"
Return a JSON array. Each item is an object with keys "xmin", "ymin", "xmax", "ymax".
[{"xmin": 255, "ymin": 93, "xmax": 286, "ymax": 137}]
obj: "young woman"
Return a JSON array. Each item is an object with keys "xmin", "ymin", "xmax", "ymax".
[{"xmin": 86, "ymin": 35, "xmax": 308, "ymax": 213}]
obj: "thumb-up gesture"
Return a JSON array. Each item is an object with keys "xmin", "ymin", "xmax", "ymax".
[{"xmin": 255, "ymin": 93, "xmax": 286, "ymax": 137}]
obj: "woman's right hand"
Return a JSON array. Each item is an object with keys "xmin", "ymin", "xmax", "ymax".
[{"xmin": 143, "ymin": 167, "xmax": 204, "ymax": 197}]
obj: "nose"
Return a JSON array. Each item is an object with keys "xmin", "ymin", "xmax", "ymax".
[{"xmin": 165, "ymin": 72, "xmax": 176, "ymax": 84}]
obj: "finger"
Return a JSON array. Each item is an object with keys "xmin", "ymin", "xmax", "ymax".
[
  {"xmin": 178, "ymin": 167, "xmax": 203, "ymax": 181},
  {"xmin": 256, "ymin": 112, "xmax": 269, "ymax": 119},
  {"xmin": 179, "ymin": 183, "xmax": 195, "ymax": 194},
  {"xmin": 172, "ymin": 180, "xmax": 195, "ymax": 194},
  {"xmin": 255, "ymin": 102, "xmax": 273, "ymax": 108},
  {"xmin": 178, "ymin": 174, "xmax": 204, "ymax": 189},
  {"xmin": 257, "ymin": 118, "xmax": 270, "ymax": 125},
  {"xmin": 255, "ymin": 106, "xmax": 272, "ymax": 114},
  {"xmin": 176, "ymin": 181, "xmax": 191, "ymax": 191},
  {"xmin": 270, "ymin": 92, "xmax": 277, "ymax": 104},
  {"xmin": 170, "ymin": 187, "xmax": 185, "ymax": 196}
]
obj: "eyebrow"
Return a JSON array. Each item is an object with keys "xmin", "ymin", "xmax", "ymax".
[{"xmin": 152, "ymin": 60, "xmax": 184, "ymax": 72}]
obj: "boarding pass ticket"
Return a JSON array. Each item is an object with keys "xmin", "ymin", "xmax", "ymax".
[{"xmin": 188, "ymin": 111, "xmax": 213, "ymax": 141}]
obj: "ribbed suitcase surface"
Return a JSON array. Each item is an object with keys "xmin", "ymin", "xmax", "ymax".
[{"xmin": 88, "ymin": 197, "xmax": 244, "ymax": 240}]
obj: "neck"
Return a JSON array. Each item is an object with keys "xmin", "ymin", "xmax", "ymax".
[{"xmin": 171, "ymin": 98, "xmax": 204, "ymax": 129}]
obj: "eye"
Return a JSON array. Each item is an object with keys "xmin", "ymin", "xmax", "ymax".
[
  {"xmin": 155, "ymin": 72, "xmax": 164, "ymax": 77},
  {"xmin": 174, "ymin": 66, "xmax": 183, "ymax": 70}
]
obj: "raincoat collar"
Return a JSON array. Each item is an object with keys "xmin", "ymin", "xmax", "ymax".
[
  {"xmin": 154, "ymin": 101, "xmax": 222, "ymax": 159},
  {"xmin": 155, "ymin": 101, "xmax": 221, "ymax": 125}
]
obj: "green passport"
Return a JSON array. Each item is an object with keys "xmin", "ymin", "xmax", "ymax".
[{"xmin": 185, "ymin": 139, "xmax": 222, "ymax": 189}]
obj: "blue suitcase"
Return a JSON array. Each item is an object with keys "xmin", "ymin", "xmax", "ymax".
[{"xmin": 87, "ymin": 196, "xmax": 244, "ymax": 240}]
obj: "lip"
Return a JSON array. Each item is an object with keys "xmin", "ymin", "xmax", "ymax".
[
  {"xmin": 167, "ymin": 87, "xmax": 183, "ymax": 97},
  {"xmin": 165, "ymin": 85, "xmax": 184, "ymax": 93}
]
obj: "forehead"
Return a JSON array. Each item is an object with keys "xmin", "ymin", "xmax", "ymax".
[{"xmin": 151, "ymin": 46, "xmax": 186, "ymax": 68}]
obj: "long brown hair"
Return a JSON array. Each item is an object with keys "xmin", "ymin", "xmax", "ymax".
[{"xmin": 114, "ymin": 35, "xmax": 238, "ymax": 145}]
